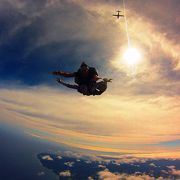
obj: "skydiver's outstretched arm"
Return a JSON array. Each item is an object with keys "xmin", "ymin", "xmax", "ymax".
[
  {"xmin": 56, "ymin": 78, "xmax": 78, "ymax": 89},
  {"xmin": 93, "ymin": 75, "xmax": 112, "ymax": 82},
  {"xmin": 52, "ymin": 71, "xmax": 75, "ymax": 78},
  {"xmin": 103, "ymin": 78, "xmax": 112, "ymax": 82}
]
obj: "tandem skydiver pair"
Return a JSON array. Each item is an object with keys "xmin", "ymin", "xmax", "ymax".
[{"xmin": 52, "ymin": 62, "xmax": 112, "ymax": 96}]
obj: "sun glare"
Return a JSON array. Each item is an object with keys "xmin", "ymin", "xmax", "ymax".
[{"xmin": 123, "ymin": 47, "xmax": 141, "ymax": 66}]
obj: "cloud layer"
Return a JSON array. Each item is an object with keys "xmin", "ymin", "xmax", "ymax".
[
  {"xmin": 0, "ymin": 87, "xmax": 180, "ymax": 157},
  {"xmin": 38, "ymin": 151, "xmax": 180, "ymax": 180}
]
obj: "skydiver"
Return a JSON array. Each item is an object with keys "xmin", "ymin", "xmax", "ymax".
[
  {"xmin": 56, "ymin": 78, "xmax": 112, "ymax": 96},
  {"xmin": 53, "ymin": 62, "xmax": 101, "ymax": 94},
  {"xmin": 52, "ymin": 62, "xmax": 112, "ymax": 95}
]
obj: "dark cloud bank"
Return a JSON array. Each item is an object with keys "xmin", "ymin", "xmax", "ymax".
[{"xmin": 0, "ymin": 0, "xmax": 115, "ymax": 86}]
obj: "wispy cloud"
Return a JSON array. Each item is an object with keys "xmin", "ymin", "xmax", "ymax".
[
  {"xmin": 98, "ymin": 169, "xmax": 158, "ymax": 180},
  {"xmin": 59, "ymin": 170, "xmax": 71, "ymax": 177},
  {"xmin": 0, "ymin": 87, "xmax": 180, "ymax": 157}
]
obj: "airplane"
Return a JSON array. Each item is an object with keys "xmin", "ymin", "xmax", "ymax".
[{"xmin": 113, "ymin": 10, "xmax": 124, "ymax": 19}]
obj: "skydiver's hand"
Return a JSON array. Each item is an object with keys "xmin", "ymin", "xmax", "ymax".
[
  {"xmin": 108, "ymin": 79, "xmax": 113, "ymax": 82},
  {"xmin": 103, "ymin": 78, "xmax": 112, "ymax": 82}
]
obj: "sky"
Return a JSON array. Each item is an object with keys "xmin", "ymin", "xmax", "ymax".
[
  {"xmin": 0, "ymin": 0, "xmax": 180, "ymax": 163},
  {"xmin": 0, "ymin": 123, "xmax": 59, "ymax": 180}
]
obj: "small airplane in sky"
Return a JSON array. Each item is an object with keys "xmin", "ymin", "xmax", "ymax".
[{"xmin": 113, "ymin": 10, "xmax": 124, "ymax": 19}]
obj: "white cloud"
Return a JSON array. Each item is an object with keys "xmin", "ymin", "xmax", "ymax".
[
  {"xmin": 114, "ymin": 157, "xmax": 148, "ymax": 164},
  {"xmin": 171, "ymin": 169, "xmax": 180, "ymax": 176},
  {"xmin": 149, "ymin": 163, "xmax": 157, "ymax": 167},
  {"xmin": 168, "ymin": 166, "xmax": 180, "ymax": 177},
  {"xmin": 59, "ymin": 170, "xmax": 71, "ymax": 177},
  {"xmin": 98, "ymin": 164, "xmax": 106, "ymax": 168},
  {"xmin": 64, "ymin": 161, "xmax": 74, "ymax": 167},
  {"xmin": 98, "ymin": 169, "xmax": 156, "ymax": 180},
  {"xmin": 88, "ymin": 176, "xmax": 94, "ymax": 180},
  {"xmin": 57, "ymin": 155, "xmax": 62, "ymax": 159},
  {"xmin": 41, "ymin": 155, "xmax": 53, "ymax": 161},
  {"xmin": 167, "ymin": 165, "xmax": 176, "ymax": 169},
  {"xmin": 161, "ymin": 170, "xmax": 168, "ymax": 174},
  {"xmin": 98, "ymin": 169, "xmax": 119, "ymax": 180},
  {"xmin": 112, "ymin": 162, "xmax": 120, "ymax": 166}
]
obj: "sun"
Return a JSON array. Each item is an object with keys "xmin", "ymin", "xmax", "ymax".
[{"xmin": 123, "ymin": 47, "xmax": 141, "ymax": 66}]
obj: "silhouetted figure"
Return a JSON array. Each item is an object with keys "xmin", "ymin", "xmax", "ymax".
[
  {"xmin": 56, "ymin": 78, "xmax": 112, "ymax": 96},
  {"xmin": 53, "ymin": 62, "xmax": 112, "ymax": 96}
]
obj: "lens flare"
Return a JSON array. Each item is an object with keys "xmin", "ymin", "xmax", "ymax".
[{"xmin": 123, "ymin": 47, "xmax": 141, "ymax": 66}]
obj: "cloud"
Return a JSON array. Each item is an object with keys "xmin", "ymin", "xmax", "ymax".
[
  {"xmin": 161, "ymin": 170, "xmax": 168, "ymax": 174},
  {"xmin": 0, "ymin": 87, "xmax": 180, "ymax": 157},
  {"xmin": 167, "ymin": 166, "xmax": 176, "ymax": 169},
  {"xmin": 57, "ymin": 155, "xmax": 62, "ymax": 159},
  {"xmin": 59, "ymin": 170, "xmax": 71, "ymax": 177},
  {"xmin": 171, "ymin": 168, "xmax": 180, "ymax": 176},
  {"xmin": 37, "ymin": 171, "xmax": 45, "ymax": 176},
  {"xmin": 98, "ymin": 169, "xmax": 156, "ymax": 180},
  {"xmin": 64, "ymin": 161, "xmax": 74, "ymax": 167},
  {"xmin": 98, "ymin": 164, "xmax": 106, "ymax": 169},
  {"xmin": 98, "ymin": 169, "xmax": 120, "ymax": 180},
  {"xmin": 149, "ymin": 163, "xmax": 157, "ymax": 167},
  {"xmin": 168, "ymin": 166, "xmax": 180, "ymax": 176},
  {"xmin": 113, "ymin": 157, "xmax": 148, "ymax": 164},
  {"xmin": 88, "ymin": 176, "xmax": 94, "ymax": 180},
  {"xmin": 41, "ymin": 155, "xmax": 53, "ymax": 161},
  {"xmin": 0, "ymin": 0, "xmax": 121, "ymax": 85}
]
